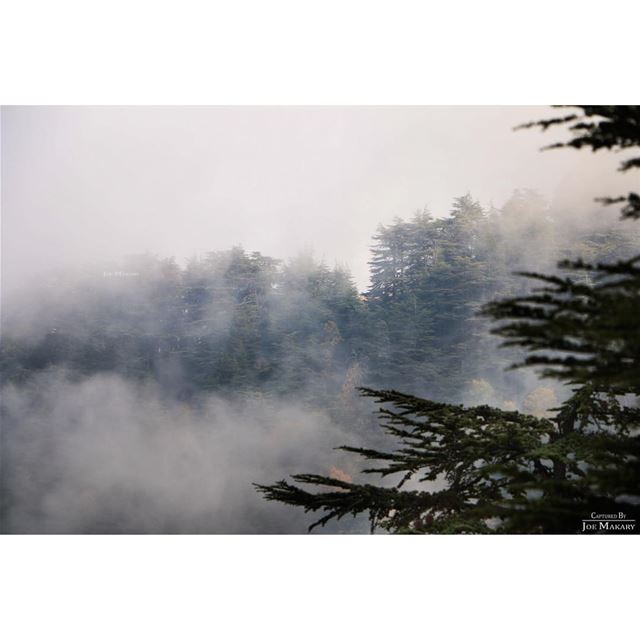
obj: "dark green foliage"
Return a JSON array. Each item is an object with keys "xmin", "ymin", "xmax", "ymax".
[
  {"xmin": 257, "ymin": 386, "xmax": 640, "ymax": 534},
  {"xmin": 3, "ymin": 108, "xmax": 639, "ymax": 534},
  {"xmin": 256, "ymin": 386, "xmax": 640, "ymax": 533},
  {"xmin": 257, "ymin": 387, "xmax": 556, "ymax": 533},
  {"xmin": 2, "ymin": 190, "xmax": 635, "ymax": 431},
  {"xmin": 1, "ymin": 249, "xmax": 366, "ymax": 403},
  {"xmin": 421, "ymin": 195, "xmax": 491, "ymax": 396},
  {"xmin": 485, "ymin": 257, "xmax": 640, "ymax": 393},
  {"xmin": 257, "ymin": 106, "xmax": 640, "ymax": 534},
  {"xmin": 518, "ymin": 106, "xmax": 640, "ymax": 219},
  {"xmin": 362, "ymin": 190, "xmax": 636, "ymax": 401},
  {"xmin": 3, "ymin": 185, "xmax": 633, "ymax": 408},
  {"xmin": 365, "ymin": 197, "xmax": 499, "ymax": 398}
]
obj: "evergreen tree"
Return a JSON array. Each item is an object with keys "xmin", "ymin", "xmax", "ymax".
[
  {"xmin": 256, "ymin": 385, "xmax": 639, "ymax": 533},
  {"xmin": 423, "ymin": 195, "xmax": 490, "ymax": 398},
  {"xmin": 365, "ymin": 212, "xmax": 437, "ymax": 395},
  {"xmin": 257, "ymin": 106, "xmax": 640, "ymax": 534},
  {"xmin": 367, "ymin": 217, "xmax": 414, "ymax": 301},
  {"xmin": 518, "ymin": 106, "xmax": 640, "ymax": 220}
]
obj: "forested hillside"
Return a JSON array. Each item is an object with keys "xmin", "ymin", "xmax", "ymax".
[
  {"xmin": 3, "ymin": 190, "xmax": 638, "ymax": 414},
  {"xmin": 3, "ymin": 186, "xmax": 639, "ymax": 534}
]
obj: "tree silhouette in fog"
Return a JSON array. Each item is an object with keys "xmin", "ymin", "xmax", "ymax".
[{"xmin": 256, "ymin": 106, "xmax": 640, "ymax": 534}]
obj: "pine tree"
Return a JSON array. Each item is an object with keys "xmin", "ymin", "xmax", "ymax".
[
  {"xmin": 424, "ymin": 195, "xmax": 490, "ymax": 398},
  {"xmin": 365, "ymin": 213, "xmax": 438, "ymax": 395},
  {"xmin": 367, "ymin": 217, "xmax": 414, "ymax": 302},
  {"xmin": 518, "ymin": 106, "xmax": 640, "ymax": 220},
  {"xmin": 256, "ymin": 106, "xmax": 640, "ymax": 534}
]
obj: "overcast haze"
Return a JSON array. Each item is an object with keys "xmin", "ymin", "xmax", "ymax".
[
  {"xmin": 2, "ymin": 105, "xmax": 638, "ymax": 535},
  {"xmin": 2, "ymin": 106, "xmax": 636, "ymax": 291}
]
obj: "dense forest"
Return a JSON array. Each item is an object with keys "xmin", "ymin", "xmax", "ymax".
[
  {"xmin": 3, "ymin": 180, "xmax": 640, "ymax": 534},
  {"xmin": 256, "ymin": 105, "xmax": 640, "ymax": 534},
  {"xmin": 3, "ymin": 189, "xmax": 638, "ymax": 414}
]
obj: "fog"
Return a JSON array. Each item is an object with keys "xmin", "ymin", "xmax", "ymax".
[
  {"xmin": 3, "ymin": 106, "xmax": 636, "ymax": 292},
  {"xmin": 1, "ymin": 370, "xmax": 371, "ymax": 533},
  {"xmin": 2, "ymin": 106, "xmax": 638, "ymax": 534}
]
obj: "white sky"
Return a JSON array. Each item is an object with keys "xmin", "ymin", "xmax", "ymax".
[{"xmin": 2, "ymin": 106, "xmax": 635, "ymax": 291}]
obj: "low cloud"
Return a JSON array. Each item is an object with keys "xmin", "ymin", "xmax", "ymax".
[{"xmin": 1, "ymin": 370, "xmax": 368, "ymax": 533}]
